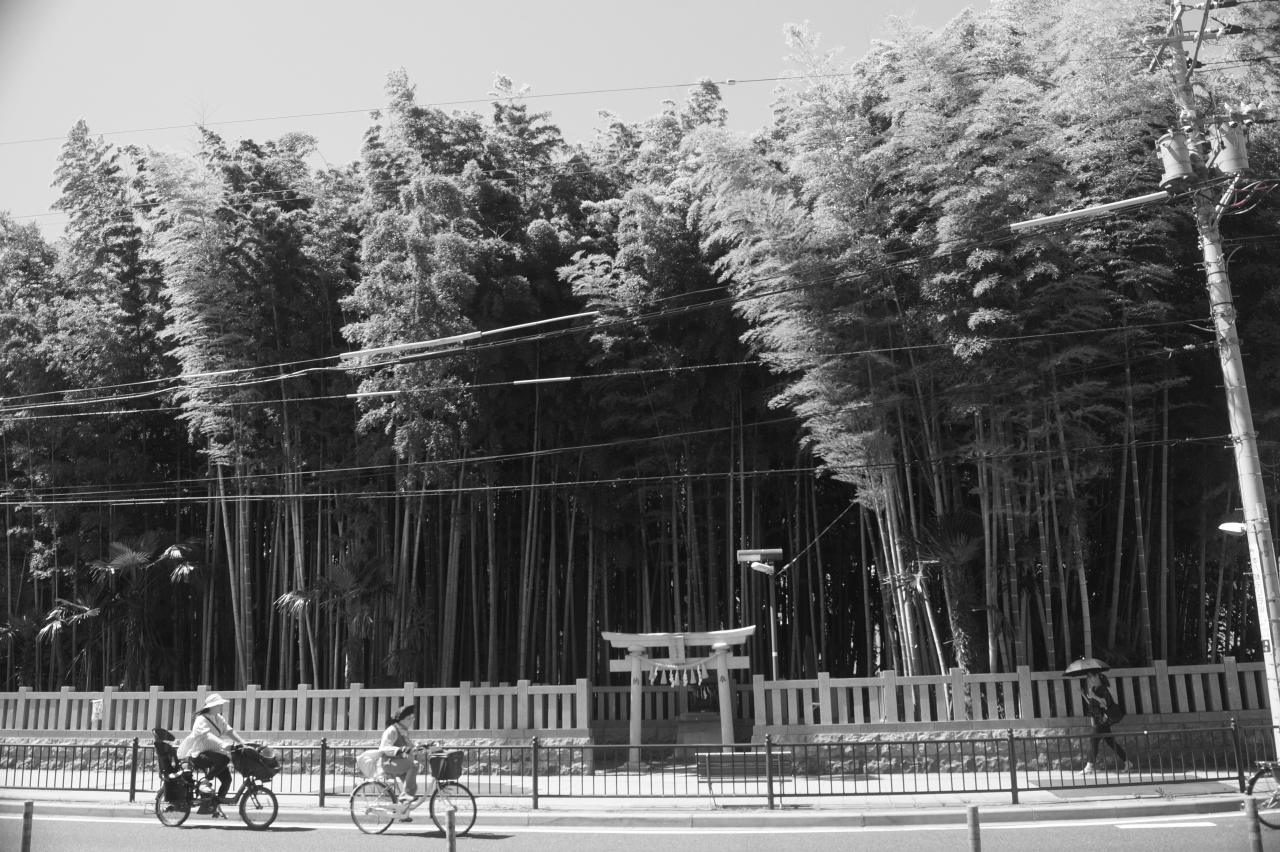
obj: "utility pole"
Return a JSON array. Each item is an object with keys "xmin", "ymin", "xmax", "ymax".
[
  {"xmin": 1013, "ymin": 1, "xmax": 1280, "ymax": 740},
  {"xmin": 1153, "ymin": 1, "xmax": 1280, "ymax": 743}
]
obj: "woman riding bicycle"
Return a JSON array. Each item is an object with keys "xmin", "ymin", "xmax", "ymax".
[
  {"xmin": 178, "ymin": 693, "xmax": 246, "ymax": 803},
  {"xmin": 379, "ymin": 705, "xmax": 421, "ymax": 803}
]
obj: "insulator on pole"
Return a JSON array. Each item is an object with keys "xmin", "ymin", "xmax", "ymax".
[{"xmin": 1157, "ymin": 131, "xmax": 1196, "ymax": 187}]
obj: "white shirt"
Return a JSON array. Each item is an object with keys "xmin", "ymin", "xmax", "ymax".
[{"xmin": 177, "ymin": 711, "xmax": 243, "ymax": 759}]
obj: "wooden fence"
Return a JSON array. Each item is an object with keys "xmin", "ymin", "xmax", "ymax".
[
  {"xmin": 0, "ymin": 659, "xmax": 1268, "ymax": 738},
  {"xmin": 591, "ymin": 683, "xmax": 754, "ymax": 723},
  {"xmin": 753, "ymin": 658, "xmax": 1270, "ymax": 732},
  {"xmin": 0, "ymin": 679, "xmax": 592, "ymax": 739}
]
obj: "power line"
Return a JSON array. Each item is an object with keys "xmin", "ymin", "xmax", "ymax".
[
  {"xmin": 3, "ymin": 336, "xmax": 1216, "ymax": 498},
  {"xmin": 0, "ymin": 192, "xmax": 1201, "ymax": 414},
  {"xmin": 0, "ymin": 73, "xmax": 873, "ymax": 149}
]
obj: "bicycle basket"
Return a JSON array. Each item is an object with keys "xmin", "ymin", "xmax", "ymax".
[
  {"xmin": 231, "ymin": 745, "xmax": 281, "ymax": 781},
  {"xmin": 429, "ymin": 750, "xmax": 464, "ymax": 781}
]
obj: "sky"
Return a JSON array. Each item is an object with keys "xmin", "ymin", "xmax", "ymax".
[{"xmin": 0, "ymin": 0, "xmax": 988, "ymax": 237}]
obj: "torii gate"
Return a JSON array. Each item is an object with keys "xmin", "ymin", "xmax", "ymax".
[{"xmin": 601, "ymin": 626, "xmax": 755, "ymax": 763}]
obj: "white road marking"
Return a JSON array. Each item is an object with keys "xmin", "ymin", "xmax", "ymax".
[{"xmin": 0, "ymin": 810, "xmax": 1241, "ymax": 834}]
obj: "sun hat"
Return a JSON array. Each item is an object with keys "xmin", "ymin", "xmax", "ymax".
[{"xmin": 203, "ymin": 693, "xmax": 229, "ymax": 710}]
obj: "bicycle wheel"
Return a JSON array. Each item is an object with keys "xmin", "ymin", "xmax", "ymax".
[
  {"xmin": 430, "ymin": 781, "xmax": 476, "ymax": 835},
  {"xmin": 1247, "ymin": 768, "xmax": 1280, "ymax": 829},
  {"xmin": 350, "ymin": 780, "xmax": 397, "ymax": 835},
  {"xmin": 154, "ymin": 788, "xmax": 190, "ymax": 827},
  {"xmin": 239, "ymin": 784, "xmax": 278, "ymax": 830}
]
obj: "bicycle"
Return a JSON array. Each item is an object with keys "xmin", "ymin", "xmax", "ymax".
[
  {"xmin": 349, "ymin": 745, "xmax": 476, "ymax": 836},
  {"xmin": 149, "ymin": 729, "xmax": 279, "ymax": 830},
  {"xmin": 1246, "ymin": 760, "xmax": 1280, "ymax": 828}
]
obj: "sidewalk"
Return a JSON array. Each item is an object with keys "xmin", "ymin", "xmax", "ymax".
[{"xmin": 0, "ymin": 781, "xmax": 1251, "ymax": 828}]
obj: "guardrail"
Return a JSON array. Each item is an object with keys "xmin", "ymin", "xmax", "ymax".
[{"xmin": 1, "ymin": 723, "xmax": 1272, "ymax": 808}]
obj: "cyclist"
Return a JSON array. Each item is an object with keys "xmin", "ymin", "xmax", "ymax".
[
  {"xmin": 178, "ymin": 693, "xmax": 246, "ymax": 804},
  {"xmin": 379, "ymin": 705, "xmax": 422, "ymax": 805}
]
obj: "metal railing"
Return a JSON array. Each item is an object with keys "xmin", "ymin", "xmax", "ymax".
[{"xmin": 2, "ymin": 722, "xmax": 1271, "ymax": 809}]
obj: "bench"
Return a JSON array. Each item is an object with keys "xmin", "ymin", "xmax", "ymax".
[{"xmin": 695, "ymin": 752, "xmax": 793, "ymax": 805}]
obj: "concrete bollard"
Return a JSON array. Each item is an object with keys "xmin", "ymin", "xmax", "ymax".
[
  {"xmin": 446, "ymin": 806, "xmax": 457, "ymax": 851},
  {"xmin": 967, "ymin": 804, "xmax": 981, "ymax": 852},
  {"xmin": 21, "ymin": 801, "xmax": 33, "ymax": 852},
  {"xmin": 1245, "ymin": 796, "xmax": 1263, "ymax": 852}
]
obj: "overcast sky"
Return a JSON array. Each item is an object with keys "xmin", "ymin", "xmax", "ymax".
[{"xmin": 0, "ymin": 0, "xmax": 988, "ymax": 236}]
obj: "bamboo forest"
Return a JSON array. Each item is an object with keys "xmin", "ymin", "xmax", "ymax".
[{"xmin": 4, "ymin": 0, "xmax": 1280, "ymax": 694}]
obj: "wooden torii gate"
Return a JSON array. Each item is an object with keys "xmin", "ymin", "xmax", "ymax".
[{"xmin": 601, "ymin": 626, "xmax": 755, "ymax": 763}]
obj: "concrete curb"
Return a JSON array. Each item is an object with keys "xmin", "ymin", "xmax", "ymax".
[{"xmin": 0, "ymin": 793, "xmax": 1247, "ymax": 828}]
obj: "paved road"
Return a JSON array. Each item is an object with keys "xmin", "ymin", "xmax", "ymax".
[{"xmin": 1, "ymin": 811, "xmax": 1274, "ymax": 851}]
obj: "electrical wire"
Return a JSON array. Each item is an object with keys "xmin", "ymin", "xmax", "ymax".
[
  {"xmin": 1, "ymin": 428, "xmax": 1235, "ymax": 507},
  {"xmin": 0, "ymin": 72, "xmax": 878, "ymax": 149},
  {"xmin": 2, "ymin": 336, "xmax": 1220, "ymax": 499},
  {"xmin": 0, "ymin": 191, "xmax": 1197, "ymax": 413}
]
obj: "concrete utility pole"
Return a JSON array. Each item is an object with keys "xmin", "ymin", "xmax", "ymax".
[
  {"xmin": 1156, "ymin": 2, "xmax": 1280, "ymax": 742},
  {"xmin": 1015, "ymin": 1, "xmax": 1280, "ymax": 740}
]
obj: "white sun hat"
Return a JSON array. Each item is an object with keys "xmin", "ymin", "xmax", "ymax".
[{"xmin": 203, "ymin": 693, "xmax": 229, "ymax": 710}]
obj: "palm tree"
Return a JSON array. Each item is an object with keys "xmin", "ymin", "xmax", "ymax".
[{"xmin": 88, "ymin": 531, "xmax": 197, "ymax": 689}]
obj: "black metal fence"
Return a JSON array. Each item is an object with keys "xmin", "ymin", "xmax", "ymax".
[{"xmin": 1, "ymin": 722, "xmax": 1273, "ymax": 809}]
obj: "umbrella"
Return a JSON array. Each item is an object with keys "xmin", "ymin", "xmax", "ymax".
[{"xmin": 1064, "ymin": 658, "xmax": 1111, "ymax": 677}]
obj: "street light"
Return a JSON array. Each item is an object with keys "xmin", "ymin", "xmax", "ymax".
[
  {"xmin": 1220, "ymin": 509, "xmax": 1247, "ymax": 537},
  {"xmin": 737, "ymin": 548, "xmax": 784, "ymax": 680}
]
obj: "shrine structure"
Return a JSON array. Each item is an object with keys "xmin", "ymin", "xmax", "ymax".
[{"xmin": 601, "ymin": 626, "xmax": 755, "ymax": 763}]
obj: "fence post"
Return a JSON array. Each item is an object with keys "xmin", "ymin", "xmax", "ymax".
[
  {"xmin": 1225, "ymin": 657, "xmax": 1244, "ymax": 711},
  {"xmin": 319, "ymin": 738, "xmax": 328, "ymax": 807},
  {"xmin": 101, "ymin": 685, "xmax": 115, "ymax": 732},
  {"xmin": 295, "ymin": 683, "xmax": 309, "ymax": 733},
  {"xmin": 575, "ymin": 678, "xmax": 591, "ymax": 731},
  {"xmin": 16, "ymin": 686, "xmax": 29, "ymax": 730},
  {"xmin": 950, "ymin": 668, "xmax": 967, "ymax": 721},
  {"xmin": 765, "ymin": 734, "xmax": 776, "ymax": 810},
  {"xmin": 1017, "ymin": 666, "xmax": 1034, "ymax": 721},
  {"xmin": 816, "ymin": 673, "xmax": 832, "ymax": 725},
  {"xmin": 58, "ymin": 685, "xmax": 72, "ymax": 731},
  {"xmin": 517, "ymin": 680, "xmax": 531, "ymax": 732},
  {"xmin": 245, "ymin": 684, "xmax": 260, "ymax": 732},
  {"xmin": 128, "ymin": 737, "xmax": 139, "ymax": 803},
  {"xmin": 531, "ymin": 737, "xmax": 539, "ymax": 810},
  {"xmin": 1246, "ymin": 796, "xmax": 1264, "ymax": 852},
  {"xmin": 1233, "ymin": 719, "xmax": 1247, "ymax": 793},
  {"xmin": 880, "ymin": 670, "xmax": 899, "ymax": 723},
  {"xmin": 1006, "ymin": 729, "xmax": 1019, "ymax": 805},
  {"xmin": 146, "ymin": 686, "xmax": 161, "ymax": 732},
  {"xmin": 1153, "ymin": 660, "xmax": 1174, "ymax": 714}
]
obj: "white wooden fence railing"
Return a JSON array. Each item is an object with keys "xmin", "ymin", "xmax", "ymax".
[
  {"xmin": 752, "ymin": 658, "xmax": 1269, "ymax": 730},
  {"xmin": 591, "ymin": 683, "xmax": 754, "ymax": 723},
  {"xmin": 0, "ymin": 660, "xmax": 1267, "ymax": 737},
  {"xmin": 0, "ymin": 679, "xmax": 592, "ymax": 737}
]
